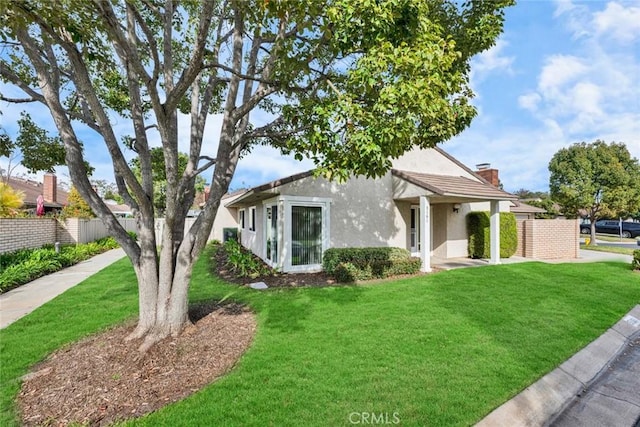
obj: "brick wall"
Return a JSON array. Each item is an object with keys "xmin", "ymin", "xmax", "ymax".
[
  {"xmin": 0, "ymin": 218, "xmax": 58, "ymax": 253},
  {"xmin": 516, "ymin": 219, "xmax": 579, "ymax": 259},
  {"xmin": 0, "ymin": 218, "xmax": 139, "ymax": 254}
]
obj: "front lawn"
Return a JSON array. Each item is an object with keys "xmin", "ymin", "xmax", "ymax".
[{"xmin": 1, "ymin": 248, "xmax": 638, "ymax": 426}]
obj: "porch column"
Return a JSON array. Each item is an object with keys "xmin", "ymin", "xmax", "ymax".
[
  {"xmin": 490, "ymin": 200, "xmax": 501, "ymax": 265},
  {"xmin": 419, "ymin": 196, "xmax": 431, "ymax": 272}
]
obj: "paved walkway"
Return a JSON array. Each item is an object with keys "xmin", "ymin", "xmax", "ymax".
[
  {"xmin": 435, "ymin": 248, "xmax": 633, "ymax": 270},
  {"xmin": 0, "ymin": 248, "xmax": 125, "ymax": 329}
]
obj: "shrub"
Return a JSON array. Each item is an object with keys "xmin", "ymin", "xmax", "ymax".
[
  {"xmin": 632, "ymin": 250, "xmax": 640, "ymax": 270},
  {"xmin": 323, "ymin": 247, "xmax": 421, "ymax": 282},
  {"xmin": 0, "ymin": 236, "xmax": 122, "ymax": 293},
  {"xmin": 466, "ymin": 211, "xmax": 518, "ymax": 259},
  {"xmin": 221, "ymin": 239, "xmax": 272, "ymax": 279}
]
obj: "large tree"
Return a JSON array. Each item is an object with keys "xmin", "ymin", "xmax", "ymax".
[
  {"xmin": 129, "ymin": 147, "xmax": 206, "ymax": 215},
  {"xmin": 0, "ymin": 0, "xmax": 512, "ymax": 350},
  {"xmin": 549, "ymin": 141, "xmax": 640, "ymax": 244}
]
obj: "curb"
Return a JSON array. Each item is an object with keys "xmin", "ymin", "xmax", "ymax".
[{"xmin": 476, "ymin": 304, "xmax": 640, "ymax": 427}]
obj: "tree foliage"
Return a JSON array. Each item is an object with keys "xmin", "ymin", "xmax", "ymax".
[
  {"xmin": 0, "ymin": 113, "xmax": 66, "ymax": 179},
  {"xmin": 61, "ymin": 186, "xmax": 96, "ymax": 219},
  {"xmin": 0, "ymin": 0, "xmax": 513, "ymax": 348},
  {"xmin": 0, "ymin": 182, "xmax": 24, "ymax": 216},
  {"xmin": 549, "ymin": 141, "xmax": 640, "ymax": 243}
]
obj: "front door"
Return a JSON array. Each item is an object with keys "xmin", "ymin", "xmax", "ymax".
[
  {"xmin": 410, "ymin": 206, "xmax": 420, "ymax": 255},
  {"xmin": 266, "ymin": 204, "xmax": 278, "ymax": 264}
]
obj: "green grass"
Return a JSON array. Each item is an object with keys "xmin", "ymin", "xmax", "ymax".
[
  {"xmin": 581, "ymin": 244, "xmax": 636, "ymax": 256},
  {"xmin": 1, "ymin": 247, "xmax": 639, "ymax": 427},
  {"xmin": 589, "ymin": 234, "xmax": 637, "ymax": 243}
]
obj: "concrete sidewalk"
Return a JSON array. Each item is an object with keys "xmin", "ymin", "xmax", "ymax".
[{"xmin": 0, "ymin": 248, "xmax": 125, "ymax": 329}]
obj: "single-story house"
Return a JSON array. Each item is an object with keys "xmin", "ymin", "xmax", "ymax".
[
  {"xmin": 218, "ymin": 147, "xmax": 517, "ymax": 273},
  {"xmin": 4, "ymin": 173, "xmax": 68, "ymax": 213},
  {"xmin": 510, "ymin": 201, "xmax": 547, "ymax": 220},
  {"xmin": 104, "ymin": 199, "xmax": 133, "ymax": 217}
]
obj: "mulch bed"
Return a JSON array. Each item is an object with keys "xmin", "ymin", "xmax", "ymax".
[
  {"xmin": 213, "ymin": 245, "xmax": 436, "ymax": 288},
  {"xmin": 213, "ymin": 245, "xmax": 338, "ymax": 288},
  {"xmin": 17, "ymin": 303, "xmax": 256, "ymax": 426}
]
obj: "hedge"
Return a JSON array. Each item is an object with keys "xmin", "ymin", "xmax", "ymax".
[
  {"xmin": 466, "ymin": 211, "xmax": 518, "ymax": 259},
  {"xmin": 323, "ymin": 247, "xmax": 421, "ymax": 283},
  {"xmin": 633, "ymin": 250, "xmax": 640, "ymax": 270}
]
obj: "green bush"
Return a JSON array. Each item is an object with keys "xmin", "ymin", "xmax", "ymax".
[
  {"xmin": 467, "ymin": 211, "xmax": 518, "ymax": 259},
  {"xmin": 221, "ymin": 239, "xmax": 272, "ymax": 279},
  {"xmin": 632, "ymin": 250, "xmax": 640, "ymax": 270},
  {"xmin": 323, "ymin": 247, "xmax": 421, "ymax": 282},
  {"xmin": 0, "ymin": 236, "xmax": 121, "ymax": 293}
]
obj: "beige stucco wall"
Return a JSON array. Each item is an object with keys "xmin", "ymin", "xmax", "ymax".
[
  {"xmin": 393, "ymin": 147, "xmax": 478, "ymax": 179},
  {"xmin": 211, "ymin": 193, "xmax": 243, "ymax": 241},
  {"xmin": 277, "ymin": 173, "xmax": 407, "ymax": 249},
  {"xmin": 239, "ymin": 204, "xmax": 264, "ymax": 257}
]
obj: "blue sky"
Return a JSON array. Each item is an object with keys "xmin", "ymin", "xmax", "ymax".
[{"xmin": 1, "ymin": 0, "xmax": 639, "ymax": 194}]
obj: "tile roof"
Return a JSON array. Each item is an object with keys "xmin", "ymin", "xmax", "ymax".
[
  {"xmin": 510, "ymin": 200, "xmax": 547, "ymax": 213},
  {"xmin": 4, "ymin": 176, "xmax": 69, "ymax": 207},
  {"xmin": 392, "ymin": 169, "xmax": 517, "ymax": 200}
]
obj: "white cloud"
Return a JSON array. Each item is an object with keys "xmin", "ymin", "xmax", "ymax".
[
  {"xmin": 472, "ymin": 39, "xmax": 515, "ymax": 77},
  {"xmin": 593, "ymin": 2, "xmax": 640, "ymax": 43},
  {"xmin": 537, "ymin": 55, "xmax": 587, "ymax": 94},
  {"xmin": 518, "ymin": 92, "xmax": 542, "ymax": 112},
  {"xmin": 519, "ymin": 2, "xmax": 640, "ymax": 165},
  {"xmin": 233, "ymin": 145, "xmax": 314, "ymax": 188}
]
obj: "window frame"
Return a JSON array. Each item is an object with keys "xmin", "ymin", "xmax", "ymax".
[
  {"xmin": 248, "ymin": 206, "xmax": 256, "ymax": 232},
  {"xmin": 238, "ymin": 208, "xmax": 245, "ymax": 229}
]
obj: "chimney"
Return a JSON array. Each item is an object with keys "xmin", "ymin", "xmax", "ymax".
[
  {"xmin": 43, "ymin": 173, "xmax": 57, "ymax": 203},
  {"xmin": 475, "ymin": 163, "xmax": 500, "ymax": 187}
]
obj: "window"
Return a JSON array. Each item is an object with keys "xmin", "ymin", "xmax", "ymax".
[
  {"xmin": 238, "ymin": 209, "xmax": 245, "ymax": 229},
  {"xmin": 249, "ymin": 207, "xmax": 256, "ymax": 231}
]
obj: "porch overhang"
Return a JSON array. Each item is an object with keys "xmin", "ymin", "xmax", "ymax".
[
  {"xmin": 225, "ymin": 170, "xmax": 314, "ymax": 208},
  {"xmin": 392, "ymin": 169, "xmax": 518, "ymax": 202}
]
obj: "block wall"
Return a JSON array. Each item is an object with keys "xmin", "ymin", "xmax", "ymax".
[
  {"xmin": 0, "ymin": 218, "xmax": 57, "ymax": 253},
  {"xmin": 516, "ymin": 219, "xmax": 579, "ymax": 259}
]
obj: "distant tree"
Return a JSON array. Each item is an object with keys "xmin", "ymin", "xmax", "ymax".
[
  {"xmin": 103, "ymin": 189, "xmax": 124, "ymax": 204},
  {"xmin": 513, "ymin": 188, "xmax": 549, "ymax": 200},
  {"xmin": 549, "ymin": 141, "xmax": 640, "ymax": 245},
  {"xmin": 0, "ymin": 113, "xmax": 66, "ymax": 181},
  {"xmin": 0, "ymin": 182, "xmax": 24, "ymax": 216},
  {"xmin": 61, "ymin": 187, "xmax": 95, "ymax": 219},
  {"xmin": 526, "ymin": 198, "xmax": 560, "ymax": 219}
]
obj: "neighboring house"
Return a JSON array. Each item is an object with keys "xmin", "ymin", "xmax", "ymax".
[
  {"xmin": 222, "ymin": 147, "xmax": 517, "ymax": 273},
  {"xmin": 104, "ymin": 199, "xmax": 133, "ymax": 217},
  {"xmin": 4, "ymin": 173, "xmax": 68, "ymax": 213},
  {"xmin": 510, "ymin": 201, "xmax": 547, "ymax": 220}
]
